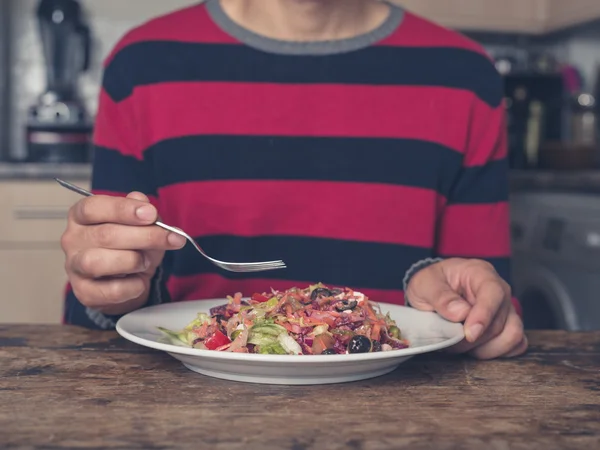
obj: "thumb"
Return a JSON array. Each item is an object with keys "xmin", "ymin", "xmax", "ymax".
[
  {"xmin": 127, "ymin": 191, "xmax": 151, "ymax": 203},
  {"xmin": 126, "ymin": 192, "xmax": 166, "ymax": 276}
]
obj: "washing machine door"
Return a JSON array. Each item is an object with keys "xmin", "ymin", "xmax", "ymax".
[{"xmin": 512, "ymin": 257, "xmax": 580, "ymax": 331}]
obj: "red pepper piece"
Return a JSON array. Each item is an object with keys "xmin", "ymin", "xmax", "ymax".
[
  {"xmin": 251, "ymin": 293, "xmax": 270, "ymax": 303},
  {"xmin": 204, "ymin": 330, "xmax": 231, "ymax": 350}
]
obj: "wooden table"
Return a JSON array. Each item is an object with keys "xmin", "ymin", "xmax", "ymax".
[{"xmin": 1, "ymin": 326, "xmax": 599, "ymax": 449}]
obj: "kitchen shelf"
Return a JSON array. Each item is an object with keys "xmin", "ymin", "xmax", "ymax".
[{"xmin": 510, "ymin": 169, "xmax": 600, "ymax": 193}]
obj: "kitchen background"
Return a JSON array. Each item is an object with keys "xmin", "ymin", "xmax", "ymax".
[{"xmin": 0, "ymin": 0, "xmax": 599, "ymax": 330}]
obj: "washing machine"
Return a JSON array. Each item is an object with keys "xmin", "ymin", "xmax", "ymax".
[{"xmin": 510, "ymin": 191, "xmax": 600, "ymax": 331}]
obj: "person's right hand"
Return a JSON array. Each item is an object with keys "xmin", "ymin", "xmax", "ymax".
[{"xmin": 61, "ymin": 192, "xmax": 186, "ymax": 316}]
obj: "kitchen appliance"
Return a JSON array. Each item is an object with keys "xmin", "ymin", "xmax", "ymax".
[
  {"xmin": 25, "ymin": 0, "xmax": 92, "ymax": 163},
  {"xmin": 0, "ymin": 0, "xmax": 10, "ymax": 161},
  {"xmin": 537, "ymin": 92, "xmax": 598, "ymax": 170},
  {"xmin": 510, "ymin": 192, "xmax": 600, "ymax": 331},
  {"xmin": 504, "ymin": 74, "xmax": 564, "ymax": 169}
]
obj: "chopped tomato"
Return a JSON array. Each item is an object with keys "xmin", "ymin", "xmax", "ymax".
[
  {"xmin": 371, "ymin": 323, "xmax": 381, "ymax": 341},
  {"xmin": 204, "ymin": 330, "xmax": 231, "ymax": 350},
  {"xmin": 251, "ymin": 293, "xmax": 270, "ymax": 303},
  {"xmin": 312, "ymin": 333, "xmax": 335, "ymax": 355}
]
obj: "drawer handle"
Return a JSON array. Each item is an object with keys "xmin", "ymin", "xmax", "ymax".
[{"xmin": 13, "ymin": 208, "xmax": 69, "ymax": 220}]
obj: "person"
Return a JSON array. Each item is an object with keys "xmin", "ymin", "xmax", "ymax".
[{"xmin": 60, "ymin": 0, "xmax": 527, "ymax": 359}]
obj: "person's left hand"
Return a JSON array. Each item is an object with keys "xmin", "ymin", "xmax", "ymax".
[{"xmin": 405, "ymin": 258, "xmax": 528, "ymax": 359}]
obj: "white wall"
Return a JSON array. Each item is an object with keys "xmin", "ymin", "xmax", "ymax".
[{"xmin": 553, "ymin": 27, "xmax": 600, "ymax": 90}]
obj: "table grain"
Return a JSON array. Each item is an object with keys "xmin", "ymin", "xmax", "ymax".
[{"xmin": 1, "ymin": 326, "xmax": 599, "ymax": 450}]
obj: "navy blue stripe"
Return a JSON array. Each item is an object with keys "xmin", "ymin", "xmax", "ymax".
[
  {"xmin": 449, "ymin": 158, "xmax": 509, "ymax": 204},
  {"xmin": 104, "ymin": 42, "xmax": 502, "ymax": 107},
  {"xmin": 64, "ymin": 291, "xmax": 104, "ymax": 329},
  {"xmin": 147, "ymin": 135, "xmax": 463, "ymax": 198},
  {"xmin": 162, "ymin": 235, "xmax": 432, "ymax": 290},
  {"xmin": 92, "ymin": 146, "xmax": 157, "ymax": 196}
]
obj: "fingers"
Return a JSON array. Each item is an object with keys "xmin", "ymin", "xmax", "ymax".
[
  {"xmin": 406, "ymin": 263, "xmax": 471, "ymax": 322},
  {"xmin": 126, "ymin": 191, "xmax": 150, "ymax": 202},
  {"xmin": 70, "ymin": 248, "xmax": 150, "ymax": 278},
  {"xmin": 468, "ymin": 311, "xmax": 526, "ymax": 360},
  {"xmin": 70, "ymin": 193, "xmax": 158, "ymax": 226},
  {"xmin": 463, "ymin": 277, "xmax": 509, "ymax": 342},
  {"xmin": 504, "ymin": 335, "xmax": 529, "ymax": 358},
  {"xmin": 84, "ymin": 223, "xmax": 186, "ymax": 250},
  {"xmin": 445, "ymin": 300, "xmax": 511, "ymax": 354},
  {"xmin": 410, "ymin": 288, "xmax": 471, "ymax": 323},
  {"xmin": 426, "ymin": 288, "xmax": 471, "ymax": 323},
  {"xmin": 72, "ymin": 275, "xmax": 148, "ymax": 308}
]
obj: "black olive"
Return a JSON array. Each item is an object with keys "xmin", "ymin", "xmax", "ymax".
[
  {"xmin": 310, "ymin": 287, "xmax": 332, "ymax": 301},
  {"xmin": 330, "ymin": 288, "xmax": 343, "ymax": 296},
  {"xmin": 334, "ymin": 299, "xmax": 358, "ymax": 312},
  {"xmin": 213, "ymin": 314, "xmax": 225, "ymax": 324},
  {"xmin": 347, "ymin": 335, "xmax": 372, "ymax": 353},
  {"xmin": 372, "ymin": 340, "xmax": 382, "ymax": 352},
  {"xmin": 321, "ymin": 348, "xmax": 336, "ymax": 355},
  {"xmin": 209, "ymin": 304, "xmax": 228, "ymax": 316}
]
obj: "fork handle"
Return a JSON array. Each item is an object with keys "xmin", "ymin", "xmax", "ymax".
[
  {"xmin": 55, "ymin": 177, "xmax": 182, "ymax": 235},
  {"xmin": 154, "ymin": 220, "xmax": 186, "ymax": 237}
]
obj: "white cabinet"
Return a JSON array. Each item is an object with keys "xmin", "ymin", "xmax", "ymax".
[
  {"xmin": 545, "ymin": 0, "xmax": 600, "ymax": 31},
  {"xmin": 392, "ymin": 0, "xmax": 600, "ymax": 34},
  {"xmin": 0, "ymin": 179, "xmax": 90, "ymax": 324},
  {"xmin": 0, "ymin": 249, "xmax": 69, "ymax": 324}
]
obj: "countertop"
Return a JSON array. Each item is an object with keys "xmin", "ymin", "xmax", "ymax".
[
  {"xmin": 1, "ymin": 326, "xmax": 599, "ymax": 449},
  {"xmin": 0, "ymin": 163, "xmax": 91, "ymax": 180},
  {"xmin": 510, "ymin": 170, "xmax": 600, "ymax": 194}
]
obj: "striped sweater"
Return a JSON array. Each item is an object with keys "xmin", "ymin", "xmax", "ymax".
[{"xmin": 65, "ymin": 0, "xmax": 515, "ymax": 328}]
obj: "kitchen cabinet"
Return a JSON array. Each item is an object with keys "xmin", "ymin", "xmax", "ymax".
[
  {"xmin": 393, "ymin": 0, "xmax": 600, "ymax": 34},
  {"xmin": 545, "ymin": 0, "xmax": 600, "ymax": 32},
  {"xmin": 0, "ymin": 179, "xmax": 89, "ymax": 324}
]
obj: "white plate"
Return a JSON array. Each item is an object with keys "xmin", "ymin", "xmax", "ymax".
[{"xmin": 116, "ymin": 299, "xmax": 464, "ymax": 385}]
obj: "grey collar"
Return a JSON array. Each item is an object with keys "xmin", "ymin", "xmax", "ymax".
[{"xmin": 205, "ymin": 0, "xmax": 404, "ymax": 55}]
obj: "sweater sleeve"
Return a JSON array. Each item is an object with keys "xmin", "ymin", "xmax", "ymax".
[
  {"xmin": 434, "ymin": 74, "xmax": 521, "ymax": 316},
  {"xmin": 63, "ymin": 39, "xmax": 169, "ymax": 329}
]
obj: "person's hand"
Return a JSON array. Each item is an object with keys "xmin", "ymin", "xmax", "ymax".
[
  {"xmin": 61, "ymin": 192, "xmax": 186, "ymax": 316},
  {"xmin": 405, "ymin": 258, "xmax": 527, "ymax": 359}
]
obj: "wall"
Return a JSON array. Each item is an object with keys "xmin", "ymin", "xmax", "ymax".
[
  {"xmin": 0, "ymin": 1, "xmax": 10, "ymax": 158},
  {"xmin": 552, "ymin": 26, "xmax": 600, "ymax": 90}
]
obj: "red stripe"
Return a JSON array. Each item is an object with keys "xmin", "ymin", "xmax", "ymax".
[
  {"xmin": 379, "ymin": 13, "xmax": 489, "ymax": 58},
  {"xmin": 158, "ymin": 180, "xmax": 441, "ymax": 247},
  {"xmin": 466, "ymin": 105, "xmax": 508, "ymax": 166},
  {"xmin": 104, "ymin": 5, "xmax": 237, "ymax": 66},
  {"xmin": 437, "ymin": 202, "xmax": 511, "ymax": 257},
  {"xmin": 166, "ymin": 273, "xmax": 406, "ymax": 306},
  {"xmin": 126, "ymin": 82, "xmax": 495, "ymax": 160},
  {"xmin": 93, "ymin": 89, "xmax": 140, "ymax": 159},
  {"xmin": 511, "ymin": 297, "xmax": 522, "ymax": 317}
]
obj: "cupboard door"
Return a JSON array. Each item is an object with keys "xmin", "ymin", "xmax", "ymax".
[
  {"xmin": 393, "ymin": 0, "xmax": 547, "ymax": 33},
  {"xmin": 0, "ymin": 249, "xmax": 67, "ymax": 324},
  {"xmin": 0, "ymin": 180, "xmax": 90, "ymax": 244},
  {"xmin": 546, "ymin": 0, "xmax": 600, "ymax": 30}
]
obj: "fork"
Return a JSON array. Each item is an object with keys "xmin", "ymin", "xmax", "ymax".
[{"xmin": 54, "ymin": 178, "xmax": 287, "ymax": 273}]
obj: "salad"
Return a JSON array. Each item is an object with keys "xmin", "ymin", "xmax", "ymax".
[{"xmin": 158, "ymin": 283, "xmax": 409, "ymax": 355}]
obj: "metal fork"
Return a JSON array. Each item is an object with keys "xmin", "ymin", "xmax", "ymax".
[{"xmin": 54, "ymin": 178, "xmax": 287, "ymax": 273}]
